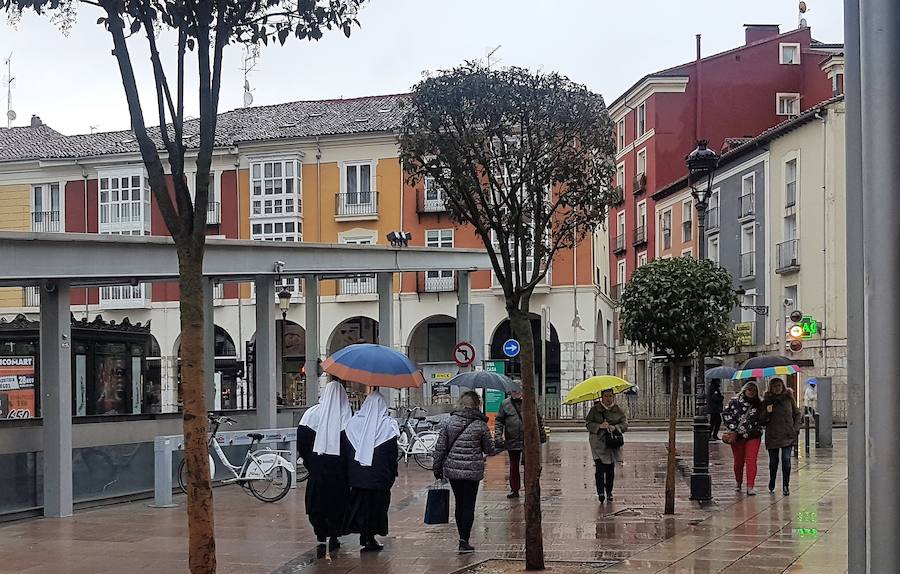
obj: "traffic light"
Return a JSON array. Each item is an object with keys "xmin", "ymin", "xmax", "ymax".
[{"xmin": 788, "ymin": 310, "xmax": 804, "ymax": 352}]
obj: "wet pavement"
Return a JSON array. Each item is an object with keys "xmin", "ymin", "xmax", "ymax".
[{"xmin": 0, "ymin": 431, "xmax": 848, "ymax": 574}]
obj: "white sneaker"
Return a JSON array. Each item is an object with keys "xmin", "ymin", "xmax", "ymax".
[{"xmin": 747, "ymin": 488, "xmax": 757, "ymax": 496}]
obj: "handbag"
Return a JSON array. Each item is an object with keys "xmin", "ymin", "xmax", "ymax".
[
  {"xmin": 604, "ymin": 428, "xmax": 625, "ymax": 449},
  {"xmin": 722, "ymin": 430, "xmax": 737, "ymax": 444},
  {"xmin": 424, "ymin": 480, "xmax": 450, "ymax": 524}
]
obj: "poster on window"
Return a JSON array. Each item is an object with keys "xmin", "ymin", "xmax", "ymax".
[
  {"xmin": 95, "ymin": 353, "xmax": 129, "ymax": 415},
  {"xmin": 0, "ymin": 356, "xmax": 36, "ymax": 418}
]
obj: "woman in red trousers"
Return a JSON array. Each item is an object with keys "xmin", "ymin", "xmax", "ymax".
[{"xmin": 722, "ymin": 382, "xmax": 764, "ymax": 495}]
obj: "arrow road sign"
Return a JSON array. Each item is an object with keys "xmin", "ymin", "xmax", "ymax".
[{"xmin": 503, "ymin": 339, "xmax": 520, "ymax": 358}]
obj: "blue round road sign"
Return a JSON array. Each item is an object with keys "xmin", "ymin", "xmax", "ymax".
[{"xmin": 502, "ymin": 339, "xmax": 520, "ymax": 358}]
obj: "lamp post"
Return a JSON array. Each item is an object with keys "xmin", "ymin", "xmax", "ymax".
[
  {"xmin": 277, "ymin": 287, "xmax": 292, "ymax": 405},
  {"xmin": 686, "ymin": 139, "xmax": 719, "ymax": 502}
]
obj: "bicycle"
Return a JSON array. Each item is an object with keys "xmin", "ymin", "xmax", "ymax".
[
  {"xmin": 177, "ymin": 413, "xmax": 295, "ymax": 502},
  {"xmin": 394, "ymin": 407, "xmax": 441, "ymax": 470}
]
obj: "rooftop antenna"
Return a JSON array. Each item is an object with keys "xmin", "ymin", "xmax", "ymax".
[
  {"xmin": 90, "ymin": 125, "xmax": 99, "ymax": 134},
  {"xmin": 798, "ymin": 1, "xmax": 809, "ymax": 28},
  {"xmin": 241, "ymin": 45, "xmax": 259, "ymax": 107},
  {"xmin": 485, "ymin": 45, "xmax": 502, "ymax": 70},
  {"xmin": 3, "ymin": 53, "xmax": 15, "ymax": 128}
]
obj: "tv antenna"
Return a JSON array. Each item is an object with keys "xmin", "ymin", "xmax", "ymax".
[
  {"xmin": 485, "ymin": 45, "xmax": 502, "ymax": 70},
  {"xmin": 3, "ymin": 53, "xmax": 15, "ymax": 128},
  {"xmin": 241, "ymin": 46, "xmax": 259, "ymax": 107}
]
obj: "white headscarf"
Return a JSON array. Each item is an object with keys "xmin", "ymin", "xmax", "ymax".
[
  {"xmin": 345, "ymin": 392, "xmax": 400, "ymax": 466},
  {"xmin": 299, "ymin": 380, "xmax": 352, "ymax": 456}
]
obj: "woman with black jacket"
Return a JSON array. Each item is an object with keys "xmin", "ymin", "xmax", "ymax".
[
  {"xmin": 706, "ymin": 379, "xmax": 725, "ymax": 441},
  {"xmin": 297, "ymin": 380, "xmax": 352, "ymax": 551},
  {"xmin": 762, "ymin": 378, "xmax": 802, "ymax": 495},
  {"xmin": 342, "ymin": 391, "xmax": 400, "ymax": 552}
]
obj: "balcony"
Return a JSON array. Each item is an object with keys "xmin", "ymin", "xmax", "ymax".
[
  {"xmin": 706, "ymin": 207, "xmax": 720, "ymax": 231},
  {"xmin": 206, "ymin": 201, "xmax": 221, "ymax": 225},
  {"xmin": 417, "ymin": 271, "xmax": 456, "ymax": 293},
  {"xmin": 339, "ymin": 276, "xmax": 376, "ymax": 295},
  {"xmin": 611, "ymin": 186, "xmax": 624, "ymax": 205},
  {"xmin": 740, "ymin": 251, "xmax": 756, "ymax": 279},
  {"xmin": 336, "ymin": 192, "xmax": 378, "ymax": 219},
  {"xmin": 417, "ymin": 188, "xmax": 448, "ymax": 214},
  {"xmin": 633, "ymin": 173, "xmax": 647, "ymax": 194},
  {"xmin": 632, "ymin": 225, "xmax": 647, "ymax": 247},
  {"xmin": 610, "ymin": 283, "xmax": 623, "ymax": 301},
  {"xmin": 776, "ymin": 239, "xmax": 800, "ymax": 273},
  {"xmin": 32, "ymin": 211, "xmax": 61, "ymax": 233},
  {"xmin": 613, "ymin": 234, "xmax": 626, "ymax": 255},
  {"xmin": 739, "ymin": 194, "xmax": 755, "ymax": 219}
]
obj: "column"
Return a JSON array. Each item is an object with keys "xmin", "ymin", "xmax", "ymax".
[
  {"xmin": 254, "ymin": 276, "xmax": 277, "ymax": 428},
  {"xmin": 41, "ymin": 280, "xmax": 72, "ymax": 518},
  {"xmin": 304, "ymin": 275, "xmax": 320, "ymax": 406},
  {"xmin": 861, "ymin": 2, "xmax": 900, "ymax": 569},
  {"xmin": 377, "ymin": 272, "xmax": 393, "ymax": 404},
  {"xmin": 202, "ymin": 277, "xmax": 216, "ymax": 411}
]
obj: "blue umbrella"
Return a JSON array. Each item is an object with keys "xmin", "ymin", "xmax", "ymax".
[
  {"xmin": 705, "ymin": 366, "xmax": 737, "ymax": 381},
  {"xmin": 321, "ymin": 344, "xmax": 424, "ymax": 388},
  {"xmin": 448, "ymin": 371, "xmax": 520, "ymax": 393}
]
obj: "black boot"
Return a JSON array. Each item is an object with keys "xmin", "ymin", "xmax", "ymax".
[{"xmin": 328, "ymin": 537, "xmax": 341, "ymax": 550}]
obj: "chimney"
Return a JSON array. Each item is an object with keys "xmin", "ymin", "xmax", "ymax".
[
  {"xmin": 30, "ymin": 115, "xmax": 43, "ymax": 128},
  {"xmin": 744, "ymin": 24, "xmax": 781, "ymax": 45}
]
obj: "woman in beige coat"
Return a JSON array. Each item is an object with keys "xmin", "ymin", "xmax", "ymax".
[{"xmin": 585, "ymin": 389, "xmax": 628, "ymax": 502}]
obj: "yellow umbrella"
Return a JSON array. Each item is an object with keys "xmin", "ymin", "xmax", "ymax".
[{"xmin": 563, "ymin": 375, "xmax": 634, "ymax": 405}]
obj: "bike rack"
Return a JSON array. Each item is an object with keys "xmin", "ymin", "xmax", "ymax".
[{"xmin": 150, "ymin": 427, "xmax": 298, "ymax": 508}]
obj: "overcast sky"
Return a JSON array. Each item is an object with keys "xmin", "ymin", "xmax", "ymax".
[{"xmin": 1, "ymin": 0, "xmax": 844, "ymax": 136}]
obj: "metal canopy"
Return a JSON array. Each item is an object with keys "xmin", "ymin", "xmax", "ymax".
[{"xmin": 0, "ymin": 232, "xmax": 493, "ymax": 287}]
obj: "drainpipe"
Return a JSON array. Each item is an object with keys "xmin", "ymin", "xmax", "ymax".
[
  {"xmin": 234, "ymin": 154, "xmax": 243, "ymax": 362},
  {"xmin": 80, "ymin": 163, "xmax": 89, "ymax": 319},
  {"xmin": 316, "ymin": 137, "xmax": 322, "ymax": 242}
]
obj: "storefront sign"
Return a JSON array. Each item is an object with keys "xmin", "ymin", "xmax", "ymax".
[
  {"xmin": 484, "ymin": 360, "xmax": 506, "ymax": 375},
  {"xmin": 0, "ymin": 356, "xmax": 36, "ymax": 418},
  {"xmin": 735, "ymin": 322, "xmax": 755, "ymax": 346}
]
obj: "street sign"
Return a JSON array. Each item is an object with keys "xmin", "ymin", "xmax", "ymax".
[
  {"xmin": 453, "ymin": 342, "xmax": 476, "ymax": 367},
  {"xmin": 502, "ymin": 339, "xmax": 520, "ymax": 358},
  {"xmin": 484, "ymin": 360, "xmax": 506, "ymax": 375}
]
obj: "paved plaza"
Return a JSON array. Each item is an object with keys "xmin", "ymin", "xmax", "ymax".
[{"xmin": 0, "ymin": 431, "xmax": 847, "ymax": 574}]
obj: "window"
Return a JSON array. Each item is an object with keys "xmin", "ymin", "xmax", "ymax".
[
  {"xmin": 636, "ymin": 149, "xmax": 647, "ymax": 177},
  {"xmin": 682, "ymin": 199, "xmax": 693, "ymax": 242},
  {"xmin": 707, "ymin": 235, "xmax": 719, "ymax": 264},
  {"xmin": 637, "ymin": 252, "xmax": 647, "ymax": 268},
  {"xmin": 740, "ymin": 173, "xmax": 756, "ymax": 217},
  {"xmin": 832, "ymin": 73, "xmax": 844, "ymax": 96},
  {"xmin": 784, "ymin": 285, "xmax": 799, "ymax": 315},
  {"xmin": 617, "ymin": 260, "xmax": 626, "ymax": 285},
  {"xmin": 635, "ymin": 201, "xmax": 647, "ymax": 244},
  {"xmin": 681, "ymin": 248, "xmax": 693, "ymax": 258},
  {"xmin": 661, "ymin": 209, "xmax": 672, "ymax": 250},
  {"xmin": 740, "ymin": 291, "xmax": 758, "ymax": 324},
  {"xmin": 423, "ymin": 175, "xmax": 447, "ymax": 212},
  {"xmin": 785, "ymin": 158, "xmax": 798, "ymax": 206},
  {"xmin": 616, "ymin": 118, "xmax": 625, "ymax": 151},
  {"xmin": 740, "ymin": 224, "xmax": 755, "ymax": 278},
  {"xmin": 250, "ymin": 159, "xmax": 301, "ymax": 217},
  {"xmin": 777, "ymin": 93, "xmax": 800, "ymax": 116},
  {"xmin": 780, "ymin": 43, "xmax": 801, "ymax": 65},
  {"xmin": 615, "ymin": 211, "xmax": 626, "ymax": 252},
  {"xmin": 637, "ymin": 102, "xmax": 647, "ymax": 136},
  {"xmin": 616, "ymin": 163, "xmax": 625, "ymax": 189},
  {"xmin": 338, "ymin": 161, "xmax": 376, "ymax": 216},
  {"xmin": 185, "ymin": 170, "xmax": 222, "ymax": 224},
  {"xmin": 31, "ymin": 183, "xmax": 61, "ymax": 232},
  {"xmin": 98, "ymin": 169, "xmax": 151, "ymax": 307},
  {"xmin": 340, "ymin": 236, "xmax": 376, "ymax": 294},
  {"xmin": 784, "ymin": 214, "xmax": 797, "ymax": 240},
  {"xmin": 489, "ymin": 230, "xmax": 547, "ymax": 286},
  {"xmin": 425, "ymin": 229, "xmax": 454, "ymax": 292},
  {"xmin": 707, "ymin": 188, "xmax": 720, "ymax": 230},
  {"xmin": 250, "ymin": 220, "xmax": 301, "ymax": 243}
]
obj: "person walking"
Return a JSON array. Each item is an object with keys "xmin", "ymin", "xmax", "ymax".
[
  {"xmin": 763, "ymin": 378, "xmax": 802, "ymax": 495},
  {"xmin": 585, "ymin": 389, "xmax": 627, "ymax": 503},
  {"xmin": 722, "ymin": 381, "xmax": 764, "ymax": 495},
  {"xmin": 343, "ymin": 391, "xmax": 400, "ymax": 552},
  {"xmin": 297, "ymin": 380, "xmax": 353, "ymax": 552},
  {"xmin": 432, "ymin": 391, "xmax": 496, "ymax": 554},
  {"xmin": 493, "ymin": 389, "xmax": 545, "ymax": 499},
  {"xmin": 706, "ymin": 379, "xmax": 725, "ymax": 441}
]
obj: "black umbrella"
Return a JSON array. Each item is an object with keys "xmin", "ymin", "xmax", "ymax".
[
  {"xmin": 448, "ymin": 371, "xmax": 520, "ymax": 393},
  {"xmin": 739, "ymin": 355, "xmax": 798, "ymax": 370},
  {"xmin": 705, "ymin": 366, "xmax": 737, "ymax": 381}
]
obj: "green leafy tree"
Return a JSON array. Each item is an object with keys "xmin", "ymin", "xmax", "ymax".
[
  {"xmin": 2, "ymin": 1, "xmax": 363, "ymax": 571},
  {"xmin": 400, "ymin": 63, "xmax": 616, "ymax": 570},
  {"xmin": 619, "ymin": 256, "xmax": 737, "ymax": 515}
]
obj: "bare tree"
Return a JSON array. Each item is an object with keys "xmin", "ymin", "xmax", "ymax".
[
  {"xmin": 2, "ymin": 1, "xmax": 363, "ymax": 571},
  {"xmin": 400, "ymin": 63, "xmax": 616, "ymax": 570}
]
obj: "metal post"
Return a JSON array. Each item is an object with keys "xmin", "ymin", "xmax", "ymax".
[
  {"xmin": 377, "ymin": 272, "xmax": 394, "ymax": 404},
  {"xmin": 151, "ymin": 436, "xmax": 177, "ymax": 508},
  {"xmin": 817, "ymin": 377, "xmax": 833, "ymax": 448},
  {"xmin": 254, "ymin": 276, "xmax": 277, "ymax": 428},
  {"xmin": 861, "ymin": 1, "xmax": 900, "ymax": 569},
  {"xmin": 202, "ymin": 277, "xmax": 216, "ymax": 412},
  {"xmin": 690, "ymin": 199, "xmax": 712, "ymax": 502},
  {"xmin": 41, "ymin": 280, "xmax": 73, "ymax": 517},
  {"xmin": 304, "ymin": 275, "xmax": 320, "ymax": 406},
  {"xmin": 845, "ymin": 0, "xmax": 866, "ymax": 569}
]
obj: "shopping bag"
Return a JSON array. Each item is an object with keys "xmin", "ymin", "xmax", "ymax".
[{"xmin": 424, "ymin": 480, "xmax": 450, "ymax": 524}]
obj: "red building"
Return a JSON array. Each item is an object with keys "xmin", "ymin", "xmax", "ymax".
[{"xmin": 607, "ymin": 24, "xmax": 842, "ymax": 298}]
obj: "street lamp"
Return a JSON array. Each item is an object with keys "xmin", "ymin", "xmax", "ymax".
[
  {"xmin": 277, "ymin": 286, "xmax": 292, "ymax": 405},
  {"xmin": 734, "ymin": 286, "xmax": 769, "ymax": 316},
  {"xmin": 686, "ymin": 139, "xmax": 719, "ymax": 502}
]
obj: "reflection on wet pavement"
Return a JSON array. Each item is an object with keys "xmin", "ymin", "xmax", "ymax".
[{"xmin": 0, "ymin": 431, "xmax": 848, "ymax": 574}]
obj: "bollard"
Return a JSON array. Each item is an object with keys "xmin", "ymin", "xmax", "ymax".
[
  {"xmin": 804, "ymin": 414, "xmax": 811, "ymax": 455},
  {"xmin": 150, "ymin": 436, "xmax": 177, "ymax": 508}
]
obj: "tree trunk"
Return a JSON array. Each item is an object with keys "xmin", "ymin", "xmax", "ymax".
[
  {"xmin": 664, "ymin": 361, "xmax": 679, "ymax": 515},
  {"xmin": 509, "ymin": 304, "xmax": 545, "ymax": 571},
  {"xmin": 178, "ymin": 242, "xmax": 216, "ymax": 573}
]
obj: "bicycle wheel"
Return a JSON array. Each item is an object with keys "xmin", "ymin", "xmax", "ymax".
[
  {"xmin": 413, "ymin": 431, "xmax": 439, "ymax": 470},
  {"xmin": 177, "ymin": 458, "xmax": 188, "ymax": 494},
  {"xmin": 248, "ymin": 465, "xmax": 293, "ymax": 502},
  {"xmin": 414, "ymin": 451, "xmax": 434, "ymax": 470},
  {"xmin": 295, "ymin": 459, "xmax": 309, "ymax": 483}
]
